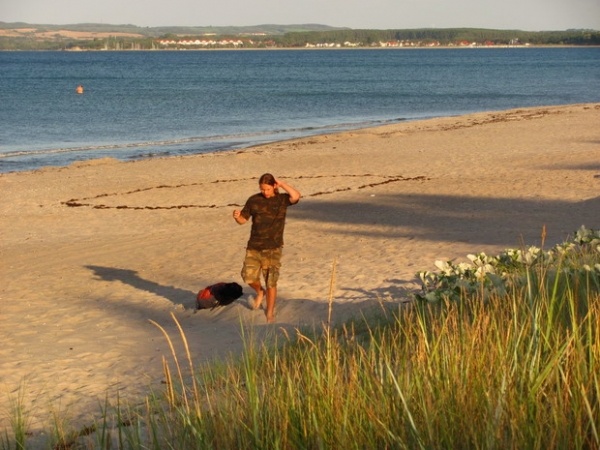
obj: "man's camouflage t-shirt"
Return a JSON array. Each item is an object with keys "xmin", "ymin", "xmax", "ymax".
[{"xmin": 240, "ymin": 193, "xmax": 293, "ymax": 250}]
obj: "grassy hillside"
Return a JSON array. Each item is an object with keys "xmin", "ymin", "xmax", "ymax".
[{"xmin": 0, "ymin": 21, "xmax": 347, "ymax": 37}]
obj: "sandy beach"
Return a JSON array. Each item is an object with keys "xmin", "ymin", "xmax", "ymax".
[{"xmin": 1, "ymin": 103, "xmax": 599, "ymax": 435}]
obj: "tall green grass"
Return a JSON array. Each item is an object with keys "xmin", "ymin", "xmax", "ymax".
[{"xmin": 3, "ymin": 227, "xmax": 599, "ymax": 449}]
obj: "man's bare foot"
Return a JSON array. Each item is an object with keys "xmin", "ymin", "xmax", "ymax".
[
  {"xmin": 266, "ymin": 313, "xmax": 275, "ymax": 324},
  {"xmin": 252, "ymin": 288, "xmax": 265, "ymax": 310}
]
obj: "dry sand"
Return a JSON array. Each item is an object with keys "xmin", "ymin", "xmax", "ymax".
[{"xmin": 1, "ymin": 103, "xmax": 599, "ymax": 435}]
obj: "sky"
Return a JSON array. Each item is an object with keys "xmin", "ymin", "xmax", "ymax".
[{"xmin": 2, "ymin": 0, "xmax": 600, "ymax": 31}]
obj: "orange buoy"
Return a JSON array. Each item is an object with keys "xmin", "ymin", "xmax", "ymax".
[{"xmin": 76, "ymin": 85, "xmax": 84, "ymax": 94}]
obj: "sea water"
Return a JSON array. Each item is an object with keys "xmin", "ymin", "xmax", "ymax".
[{"xmin": 1, "ymin": 47, "xmax": 599, "ymax": 173}]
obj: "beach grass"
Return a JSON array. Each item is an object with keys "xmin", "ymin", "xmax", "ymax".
[{"xmin": 2, "ymin": 227, "xmax": 600, "ymax": 449}]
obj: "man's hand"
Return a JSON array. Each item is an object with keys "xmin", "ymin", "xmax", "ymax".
[
  {"xmin": 274, "ymin": 179, "xmax": 301, "ymax": 204},
  {"xmin": 233, "ymin": 209, "xmax": 247, "ymax": 224}
]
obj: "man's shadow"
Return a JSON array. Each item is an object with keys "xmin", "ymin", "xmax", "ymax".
[{"xmin": 85, "ymin": 265, "xmax": 195, "ymax": 308}]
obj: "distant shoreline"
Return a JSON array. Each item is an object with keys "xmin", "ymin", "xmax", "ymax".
[
  {"xmin": 1, "ymin": 24, "xmax": 598, "ymax": 51},
  {"xmin": 2, "ymin": 44, "xmax": 598, "ymax": 52}
]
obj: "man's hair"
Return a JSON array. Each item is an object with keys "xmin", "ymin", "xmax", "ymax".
[{"xmin": 259, "ymin": 173, "xmax": 276, "ymax": 186}]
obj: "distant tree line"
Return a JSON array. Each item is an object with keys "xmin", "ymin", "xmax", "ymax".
[
  {"xmin": 275, "ymin": 28, "xmax": 600, "ymax": 47},
  {"xmin": 0, "ymin": 27, "xmax": 598, "ymax": 51}
]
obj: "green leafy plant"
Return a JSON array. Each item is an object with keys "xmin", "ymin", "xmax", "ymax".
[{"xmin": 415, "ymin": 225, "xmax": 600, "ymax": 303}]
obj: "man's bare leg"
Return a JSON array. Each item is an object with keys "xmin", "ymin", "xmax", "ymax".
[
  {"xmin": 265, "ymin": 287, "xmax": 277, "ymax": 323},
  {"xmin": 249, "ymin": 282, "xmax": 264, "ymax": 310}
]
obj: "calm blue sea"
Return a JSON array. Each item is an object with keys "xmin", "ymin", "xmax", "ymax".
[{"xmin": 1, "ymin": 48, "xmax": 599, "ymax": 173}]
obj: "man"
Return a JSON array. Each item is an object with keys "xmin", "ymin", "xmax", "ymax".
[{"xmin": 233, "ymin": 173, "xmax": 301, "ymax": 323}]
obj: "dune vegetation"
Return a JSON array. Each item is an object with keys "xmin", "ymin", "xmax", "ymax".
[{"xmin": 3, "ymin": 226, "xmax": 600, "ymax": 449}]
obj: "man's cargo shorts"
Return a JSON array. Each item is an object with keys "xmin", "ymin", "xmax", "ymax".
[{"xmin": 241, "ymin": 248, "xmax": 282, "ymax": 288}]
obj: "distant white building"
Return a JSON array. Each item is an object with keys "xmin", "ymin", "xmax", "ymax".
[{"xmin": 157, "ymin": 39, "xmax": 246, "ymax": 47}]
